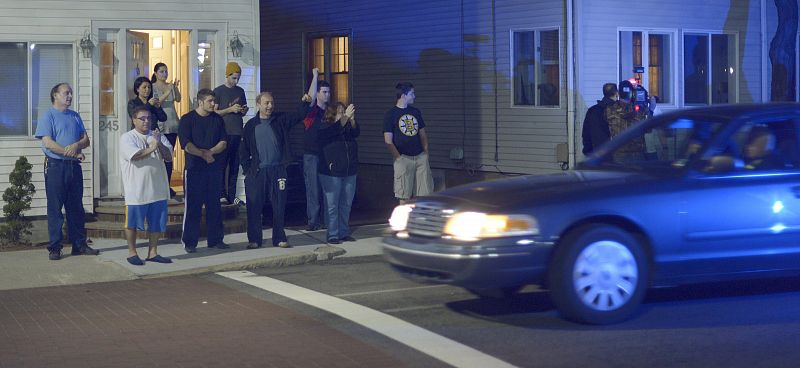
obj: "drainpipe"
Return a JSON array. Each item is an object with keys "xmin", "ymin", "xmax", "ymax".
[{"xmin": 566, "ymin": 0, "xmax": 577, "ymax": 169}]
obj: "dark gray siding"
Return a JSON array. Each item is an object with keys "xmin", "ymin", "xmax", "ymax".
[{"xmin": 261, "ymin": 0, "xmax": 567, "ymax": 175}]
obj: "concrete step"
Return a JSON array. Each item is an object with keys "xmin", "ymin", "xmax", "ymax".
[
  {"xmin": 86, "ymin": 217, "xmax": 247, "ymax": 240},
  {"xmin": 95, "ymin": 202, "xmax": 240, "ymax": 222}
]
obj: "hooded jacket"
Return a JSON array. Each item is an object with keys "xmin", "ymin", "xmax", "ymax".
[
  {"xmin": 239, "ymin": 101, "xmax": 309, "ymax": 177},
  {"xmin": 316, "ymin": 120, "xmax": 360, "ymax": 177}
]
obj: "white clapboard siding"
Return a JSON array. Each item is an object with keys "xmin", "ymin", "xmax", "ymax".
[{"xmin": 0, "ymin": 0, "xmax": 259, "ymax": 218}]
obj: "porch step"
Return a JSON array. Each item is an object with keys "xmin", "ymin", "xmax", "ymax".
[
  {"xmin": 85, "ymin": 217, "xmax": 247, "ymax": 240},
  {"xmin": 94, "ymin": 201, "xmax": 240, "ymax": 222}
]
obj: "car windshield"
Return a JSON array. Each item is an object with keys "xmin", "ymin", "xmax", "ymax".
[{"xmin": 585, "ymin": 114, "xmax": 726, "ymax": 171}]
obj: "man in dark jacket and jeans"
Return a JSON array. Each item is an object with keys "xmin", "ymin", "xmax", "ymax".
[
  {"xmin": 581, "ymin": 83, "xmax": 618, "ymax": 155},
  {"xmin": 239, "ymin": 91, "xmax": 312, "ymax": 249}
]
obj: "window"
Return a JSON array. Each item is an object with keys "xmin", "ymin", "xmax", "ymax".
[
  {"xmin": 619, "ymin": 30, "xmax": 674, "ymax": 104},
  {"xmin": 197, "ymin": 31, "xmax": 216, "ymax": 92},
  {"xmin": 99, "ymin": 41, "xmax": 115, "ymax": 116},
  {"xmin": 306, "ymin": 33, "xmax": 351, "ymax": 105},
  {"xmin": 512, "ymin": 28, "xmax": 560, "ymax": 107},
  {"xmin": 683, "ymin": 32, "xmax": 737, "ymax": 105},
  {"xmin": 0, "ymin": 42, "xmax": 73, "ymax": 136}
]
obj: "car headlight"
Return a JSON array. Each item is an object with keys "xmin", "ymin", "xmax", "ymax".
[
  {"xmin": 443, "ymin": 212, "xmax": 539, "ymax": 241},
  {"xmin": 388, "ymin": 204, "xmax": 414, "ymax": 231}
]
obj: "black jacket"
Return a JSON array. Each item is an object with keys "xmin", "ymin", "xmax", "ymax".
[
  {"xmin": 317, "ymin": 120, "xmax": 360, "ymax": 177},
  {"xmin": 581, "ymin": 97, "xmax": 615, "ymax": 155},
  {"xmin": 239, "ymin": 102, "xmax": 309, "ymax": 177},
  {"xmin": 127, "ymin": 98, "xmax": 167, "ymax": 122}
]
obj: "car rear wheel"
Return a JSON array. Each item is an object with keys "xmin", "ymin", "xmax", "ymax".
[{"xmin": 548, "ymin": 224, "xmax": 648, "ymax": 324}]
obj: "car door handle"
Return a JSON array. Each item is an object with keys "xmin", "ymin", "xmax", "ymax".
[{"xmin": 791, "ymin": 186, "xmax": 800, "ymax": 198}]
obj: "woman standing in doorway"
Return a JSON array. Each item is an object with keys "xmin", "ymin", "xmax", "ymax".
[{"xmin": 151, "ymin": 63, "xmax": 181, "ymax": 199}]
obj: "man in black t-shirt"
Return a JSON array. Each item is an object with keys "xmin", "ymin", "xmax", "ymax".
[
  {"xmin": 383, "ymin": 82, "xmax": 433, "ymax": 203},
  {"xmin": 178, "ymin": 89, "xmax": 229, "ymax": 252}
]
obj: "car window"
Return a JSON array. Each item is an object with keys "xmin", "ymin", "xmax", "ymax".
[
  {"xmin": 595, "ymin": 115, "xmax": 725, "ymax": 170},
  {"xmin": 701, "ymin": 119, "xmax": 799, "ymax": 173}
]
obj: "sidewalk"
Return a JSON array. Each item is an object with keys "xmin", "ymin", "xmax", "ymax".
[{"xmin": 0, "ymin": 222, "xmax": 389, "ymax": 291}]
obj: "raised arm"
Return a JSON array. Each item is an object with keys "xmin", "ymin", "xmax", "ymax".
[{"xmin": 307, "ymin": 68, "xmax": 319, "ymax": 106}]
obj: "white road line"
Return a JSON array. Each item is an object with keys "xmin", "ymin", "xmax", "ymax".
[
  {"xmin": 217, "ymin": 270, "xmax": 518, "ymax": 368},
  {"xmin": 334, "ymin": 284, "xmax": 450, "ymax": 298}
]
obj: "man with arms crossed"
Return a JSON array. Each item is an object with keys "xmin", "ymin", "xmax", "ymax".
[
  {"xmin": 35, "ymin": 83, "xmax": 98, "ymax": 260},
  {"xmin": 383, "ymin": 82, "xmax": 433, "ymax": 204},
  {"xmin": 120, "ymin": 106, "xmax": 174, "ymax": 265}
]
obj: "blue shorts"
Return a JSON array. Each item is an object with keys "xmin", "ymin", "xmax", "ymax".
[{"xmin": 125, "ymin": 200, "xmax": 168, "ymax": 233}]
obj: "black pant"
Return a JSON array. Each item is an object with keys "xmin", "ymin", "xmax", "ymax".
[
  {"xmin": 44, "ymin": 158, "xmax": 86, "ymax": 252},
  {"xmin": 244, "ymin": 165, "xmax": 287, "ymax": 246},
  {"xmin": 182, "ymin": 169, "xmax": 224, "ymax": 248},
  {"xmin": 222, "ymin": 135, "xmax": 241, "ymax": 201},
  {"xmin": 164, "ymin": 133, "xmax": 178, "ymax": 191}
]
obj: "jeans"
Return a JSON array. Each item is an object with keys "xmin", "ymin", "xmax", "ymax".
[
  {"xmin": 244, "ymin": 165, "xmax": 287, "ymax": 246},
  {"xmin": 319, "ymin": 174, "xmax": 357, "ymax": 240},
  {"xmin": 223, "ymin": 135, "xmax": 241, "ymax": 202},
  {"xmin": 303, "ymin": 154, "xmax": 325, "ymax": 226},
  {"xmin": 44, "ymin": 158, "xmax": 86, "ymax": 252}
]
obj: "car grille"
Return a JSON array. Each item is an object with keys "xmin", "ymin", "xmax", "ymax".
[{"xmin": 407, "ymin": 202, "xmax": 452, "ymax": 237}]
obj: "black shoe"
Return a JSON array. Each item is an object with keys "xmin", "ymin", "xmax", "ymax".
[
  {"xmin": 327, "ymin": 238, "xmax": 341, "ymax": 244},
  {"xmin": 184, "ymin": 246, "xmax": 197, "ymax": 253},
  {"xmin": 48, "ymin": 250, "xmax": 62, "ymax": 261},
  {"xmin": 307, "ymin": 223, "xmax": 321, "ymax": 231},
  {"xmin": 71, "ymin": 246, "xmax": 100, "ymax": 256},
  {"xmin": 341, "ymin": 236, "xmax": 356, "ymax": 242},
  {"xmin": 246, "ymin": 243, "xmax": 262, "ymax": 249},
  {"xmin": 208, "ymin": 242, "xmax": 230, "ymax": 249}
]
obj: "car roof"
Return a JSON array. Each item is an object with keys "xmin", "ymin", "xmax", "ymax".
[{"xmin": 661, "ymin": 103, "xmax": 800, "ymax": 121}]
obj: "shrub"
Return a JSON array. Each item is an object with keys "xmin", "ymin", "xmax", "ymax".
[{"xmin": 0, "ymin": 156, "xmax": 36, "ymax": 248}]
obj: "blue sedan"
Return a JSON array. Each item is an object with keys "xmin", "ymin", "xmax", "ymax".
[{"xmin": 383, "ymin": 103, "xmax": 800, "ymax": 324}]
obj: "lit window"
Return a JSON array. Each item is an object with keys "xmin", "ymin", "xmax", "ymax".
[
  {"xmin": 512, "ymin": 28, "xmax": 560, "ymax": 107},
  {"xmin": 0, "ymin": 42, "xmax": 73, "ymax": 136},
  {"xmin": 619, "ymin": 30, "xmax": 674, "ymax": 105},
  {"xmin": 306, "ymin": 34, "xmax": 351, "ymax": 105},
  {"xmin": 684, "ymin": 32, "xmax": 737, "ymax": 105}
]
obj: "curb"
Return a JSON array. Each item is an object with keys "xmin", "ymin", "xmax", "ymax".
[{"xmin": 136, "ymin": 245, "xmax": 348, "ymax": 279}]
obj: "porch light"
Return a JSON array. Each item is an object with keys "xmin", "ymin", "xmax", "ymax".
[
  {"xmin": 229, "ymin": 32, "xmax": 244, "ymax": 58},
  {"xmin": 79, "ymin": 31, "xmax": 94, "ymax": 58}
]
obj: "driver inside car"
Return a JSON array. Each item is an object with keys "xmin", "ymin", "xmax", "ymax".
[{"xmin": 743, "ymin": 125, "xmax": 783, "ymax": 170}]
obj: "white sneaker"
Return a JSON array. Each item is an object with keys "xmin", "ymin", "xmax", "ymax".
[{"xmin": 277, "ymin": 241, "xmax": 291, "ymax": 248}]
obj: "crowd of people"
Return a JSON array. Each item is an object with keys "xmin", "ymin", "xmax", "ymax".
[{"xmin": 35, "ymin": 62, "xmax": 435, "ymax": 264}]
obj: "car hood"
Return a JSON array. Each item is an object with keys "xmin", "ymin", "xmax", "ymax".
[{"xmin": 426, "ymin": 170, "xmax": 652, "ymax": 209}]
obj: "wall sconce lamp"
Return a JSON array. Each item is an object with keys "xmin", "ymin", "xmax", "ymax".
[
  {"xmin": 79, "ymin": 31, "xmax": 95, "ymax": 59},
  {"xmin": 229, "ymin": 31, "xmax": 244, "ymax": 58}
]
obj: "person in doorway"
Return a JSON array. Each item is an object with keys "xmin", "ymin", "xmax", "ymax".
[
  {"xmin": 302, "ymin": 69, "xmax": 329, "ymax": 231},
  {"xmin": 317, "ymin": 102, "xmax": 359, "ymax": 244},
  {"xmin": 119, "ymin": 106, "xmax": 173, "ymax": 265},
  {"xmin": 581, "ymin": 82, "xmax": 617, "ymax": 156},
  {"xmin": 179, "ymin": 89, "xmax": 228, "ymax": 253},
  {"xmin": 214, "ymin": 62, "xmax": 249, "ymax": 205},
  {"xmin": 35, "ymin": 83, "xmax": 98, "ymax": 260},
  {"xmin": 151, "ymin": 62, "xmax": 181, "ymax": 199},
  {"xmin": 239, "ymin": 88, "xmax": 314, "ymax": 249},
  {"xmin": 383, "ymin": 82, "xmax": 433, "ymax": 204},
  {"xmin": 127, "ymin": 76, "xmax": 167, "ymax": 128}
]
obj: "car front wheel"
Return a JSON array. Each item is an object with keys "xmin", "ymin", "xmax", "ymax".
[{"xmin": 548, "ymin": 224, "xmax": 648, "ymax": 324}]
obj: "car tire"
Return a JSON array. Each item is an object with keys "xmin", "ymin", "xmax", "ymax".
[
  {"xmin": 466, "ymin": 286, "xmax": 523, "ymax": 299},
  {"xmin": 548, "ymin": 224, "xmax": 648, "ymax": 324}
]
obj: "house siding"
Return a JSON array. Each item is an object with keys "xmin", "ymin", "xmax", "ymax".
[
  {"xmin": 0, "ymin": 0, "xmax": 259, "ymax": 218},
  {"xmin": 261, "ymin": 0, "xmax": 568, "ymax": 181},
  {"xmin": 576, "ymin": 0, "xmax": 764, "ymax": 157}
]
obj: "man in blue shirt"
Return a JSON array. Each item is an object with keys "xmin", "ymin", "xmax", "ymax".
[{"xmin": 35, "ymin": 83, "xmax": 99, "ymax": 260}]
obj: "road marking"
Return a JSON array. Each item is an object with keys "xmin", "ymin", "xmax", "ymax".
[
  {"xmin": 383, "ymin": 304, "xmax": 443, "ymax": 313},
  {"xmin": 335, "ymin": 284, "xmax": 450, "ymax": 297},
  {"xmin": 218, "ymin": 270, "xmax": 518, "ymax": 368}
]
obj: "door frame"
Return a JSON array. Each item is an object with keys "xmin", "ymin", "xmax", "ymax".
[{"xmin": 90, "ymin": 20, "xmax": 227, "ymax": 198}]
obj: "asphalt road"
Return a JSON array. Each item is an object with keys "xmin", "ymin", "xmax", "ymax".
[{"xmin": 215, "ymin": 255, "xmax": 800, "ymax": 368}]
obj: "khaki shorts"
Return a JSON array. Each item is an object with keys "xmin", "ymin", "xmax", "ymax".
[{"xmin": 393, "ymin": 152, "xmax": 434, "ymax": 200}]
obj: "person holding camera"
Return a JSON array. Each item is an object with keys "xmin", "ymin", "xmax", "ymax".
[
  {"xmin": 604, "ymin": 80, "xmax": 648, "ymax": 162},
  {"xmin": 214, "ymin": 62, "xmax": 249, "ymax": 205}
]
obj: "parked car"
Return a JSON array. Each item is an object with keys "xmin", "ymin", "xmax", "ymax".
[{"xmin": 383, "ymin": 103, "xmax": 800, "ymax": 324}]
